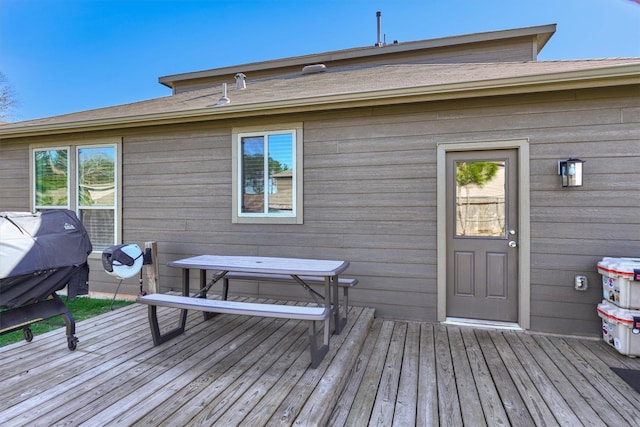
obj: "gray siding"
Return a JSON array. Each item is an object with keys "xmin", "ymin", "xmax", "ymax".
[
  {"xmin": 0, "ymin": 141, "xmax": 30, "ymax": 212},
  {"xmin": 1, "ymin": 85, "xmax": 639, "ymax": 337}
]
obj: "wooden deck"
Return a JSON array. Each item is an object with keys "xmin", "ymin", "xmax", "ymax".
[{"xmin": 1, "ymin": 299, "xmax": 639, "ymax": 426}]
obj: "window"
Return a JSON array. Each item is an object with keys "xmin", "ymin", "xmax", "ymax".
[
  {"xmin": 77, "ymin": 146, "xmax": 117, "ymax": 251},
  {"xmin": 34, "ymin": 148, "xmax": 70, "ymax": 209},
  {"xmin": 32, "ymin": 140, "xmax": 120, "ymax": 252},
  {"xmin": 232, "ymin": 124, "xmax": 303, "ymax": 224}
]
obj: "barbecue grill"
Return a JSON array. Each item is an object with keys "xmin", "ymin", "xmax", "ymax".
[{"xmin": 0, "ymin": 210, "xmax": 92, "ymax": 349}]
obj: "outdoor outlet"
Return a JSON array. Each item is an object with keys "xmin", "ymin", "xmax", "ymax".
[{"xmin": 574, "ymin": 275, "xmax": 588, "ymax": 291}]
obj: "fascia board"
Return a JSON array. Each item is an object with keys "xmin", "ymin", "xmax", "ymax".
[{"xmin": 2, "ymin": 63, "xmax": 638, "ymax": 139}]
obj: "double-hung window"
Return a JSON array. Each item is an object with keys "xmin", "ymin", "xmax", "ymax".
[
  {"xmin": 232, "ymin": 124, "xmax": 303, "ymax": 224},
  {"xmin": 32, "ymin": 140, "xmax": 120, "ymax": 252}
]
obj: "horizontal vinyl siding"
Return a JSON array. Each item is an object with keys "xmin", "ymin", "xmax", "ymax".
[
  {"xmin": 302, "ymin": 116, "xmax": 437, "ymax": 321},
  {"xmin": 525, "ymin": 88, "xmax": 640, "ymax": 335},
  {"xmin": 0, "ymin": 142, "xmax": 30, "ymax": 212},
  {"xmin": 95, "ymin": 126, "xmax": 233, "ymax": 296}
]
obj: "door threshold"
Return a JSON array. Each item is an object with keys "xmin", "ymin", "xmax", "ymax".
[{"xmin": 444, "ymin": 317, "xmax": 523, "ymax": 331}]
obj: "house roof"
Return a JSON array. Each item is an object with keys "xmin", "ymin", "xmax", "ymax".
[
  {"xmin": 0, "ymin": 23, "xmax": 638, "ymax": 140},
  {"xmin": 158, "ymin": 24, "xmax": 557, "ymax": 91}
]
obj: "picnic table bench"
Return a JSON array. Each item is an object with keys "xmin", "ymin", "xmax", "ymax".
[
  {"xmin": 136, "ymin": 255, "xmax": 353, "ymax": 368},
  {"xmin": 218, "ymin": 271, "xmax": 358, "ymax": 332}
]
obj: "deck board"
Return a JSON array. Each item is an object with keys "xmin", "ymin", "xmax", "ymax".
[
  {"xmin": 448, "ymin": 327, "xmax": 486, "ymax": 426},
  {"xmin": 434, "ymin": 324, "xmax": 463, "ymax": 426},
  {"xmin": 504, "ymin": 332, "xmax": 582, "ymax": 426},
  {"xmin": 551, "ymin": 336, "xmax": 640, "ymax": 426},
  {"xmin": 343, "ymin": 320, "xmax": 393, "ymax": 426},
  {"xmin": 1, "ymin": 300, "xmax": 640, "ymax": 426},
  {"xmin": 263, "ymin": 309, "xmax": 361, "ymax": 427},
  {"xmin": 392, "ymin": 321, "xmax": 419, "ymax": 427},
  {"xmin": 416, "ymin": 323, "xmax": 438, "ymax": 427},
  {"xmin": 459, "ymin": 327, "xmax": 509, "ymax": 426},
  {"xmin": 294, "ymin": 307, "xmax": 375, "ymax": 426},
  {"xmin": 491, "ymin": 330, "xmax": 561, "ymax": 426},
  {"xmin": 473, "ymin": 329, "xmax": 536, "ymax": 426},
  {"xmin": 159, "ymin": 318, "xmax": 306, "ymax": 426},
  {"xmin": 326, "ymin": 318, "xmax": 383, "ymax": 426},
  {"xmin": 522, "ymin": 333, "xmax": 607, "ymax": 427},
  {"xmin": 73, "ymin": 315, "xmax": 257, "ymax": 425},
  {"xmin": 368, "ymin": 321, "xmax": 405, "ymax": 426}
]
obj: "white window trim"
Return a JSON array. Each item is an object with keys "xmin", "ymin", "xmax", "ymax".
[
  {"xmin": 30, "ymin": 137, "xmax": 123, "ymax": 254},
  {"xmin": 232, "ymin": 123, "xmax": 303, "ymax": 224}
]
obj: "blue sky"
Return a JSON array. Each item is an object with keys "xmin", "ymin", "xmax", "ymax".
[{"xmin": 1, "ymin": 0, "xmax": 639, "ymax": 122}]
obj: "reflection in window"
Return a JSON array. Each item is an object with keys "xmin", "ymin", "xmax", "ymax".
[
  {"xmin": 241, "ymin": 132, "xmax": 293, "ymax": 215},
  {"xmin": 34, "ymin": 149, "xmax": 69, "ymax": 209},
  {"xmin": 78, "ymin": 146, "xmax": 116, "ymax": 250},
  {"xmin": 455, "ymin": 161, "xmax": 505, "ymax": 237}
]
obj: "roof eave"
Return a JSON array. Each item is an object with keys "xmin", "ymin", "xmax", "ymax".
[{"xmin": 2, "ymin": 64, "xmax": 638, "ymax": 139}]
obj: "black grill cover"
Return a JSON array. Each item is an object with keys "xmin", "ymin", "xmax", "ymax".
[{"xmin": 0, "ymin": 210, "xmax": 93, "ymax": 308}]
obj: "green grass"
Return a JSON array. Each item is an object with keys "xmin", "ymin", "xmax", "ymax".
[{"xmin": 0, "ymin": 297, "xmax": 133, "ymax": 347}]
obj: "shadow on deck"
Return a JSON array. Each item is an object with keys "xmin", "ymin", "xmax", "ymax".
[{"xmin": 0, "ymin": 299, "xmax": 639, "ymax": 426}]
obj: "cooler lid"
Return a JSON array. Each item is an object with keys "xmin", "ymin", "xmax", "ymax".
[
  {"xmin": 597, "ymin": 300, "xmax": 640, "ymax": 325},
  {"xmin": 597, "ymin": 257, "xmax": 640, "ymax": 279}
]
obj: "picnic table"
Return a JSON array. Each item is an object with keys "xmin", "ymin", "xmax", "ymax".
[{"xmin": 137, "ymin": 255, "xmax": 351, "ymax": 368}]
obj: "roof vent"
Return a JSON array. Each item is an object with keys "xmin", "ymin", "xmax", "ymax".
[
  {"xmin": 235, "ymin": 73, "xmax": 246, "ymax": 90},
  {"xmin": 375, "ymin": 11, "xmax": 390, "ymax": 47},
  {"xmin": 375, "ymin": 11, "xmax": 384, "ymax": 47},
  {"xmin": 212, "ymin": 83, "xmax": 230, "ymax": 107},
  {"xmin": 302, "ymin": 64, "xmax": 327, "ymax": 75}
]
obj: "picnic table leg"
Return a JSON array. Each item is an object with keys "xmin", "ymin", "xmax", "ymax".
[
  {"xmin": 146, "ymin": 268, "xmax": 189, "ymax": 345},
  {"xmin": 306, "ymin": 277, "xmax": 331, "ymax": 368},
  {"xmin": 331, "ymin": 275, "xmax": 348, "ymax": 334},
  {"xmin": 308, "ymin": 319, "xmax": 329, "ymax": 368},
  {"xmin": 343, "ymin": 286, "xmax": 349, "ymax": 322},
  {"xmin": 325, "ymin": 277, "xmax": 332, "ymax": 345},
  {"xmin": 198, "ymin": 268, "xmax": 218, "ymax": 321},
  {"xmin": 222, "ymin": 277, "xmax": 229, "ymax": 300},
  {"xmin": 198, "ymin": 269, "xmax": 207, "ymax": 298}
]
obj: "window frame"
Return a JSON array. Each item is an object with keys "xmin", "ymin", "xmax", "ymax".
[
  {"xmin": 232, "ymin": 123, "xmax": 303, "ymax": 224},
  {"xmin": 30, "ymin": 138, "xmax": 122, "ymax": 255}
]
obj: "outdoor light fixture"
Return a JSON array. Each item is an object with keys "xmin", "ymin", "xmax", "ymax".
[{"xmin": 558, "ymin": 158, "xmax": 585, "ymax": 187}]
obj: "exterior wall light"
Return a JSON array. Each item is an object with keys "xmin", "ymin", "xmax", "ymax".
[{"xmin": 558, "ymin": 158, "xmax": 585, "ymax": 187}]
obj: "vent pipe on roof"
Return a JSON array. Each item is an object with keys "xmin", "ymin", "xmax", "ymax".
[
  {"xmin": 212, "ymin": 83, "xmax": 230, "ymax": 107},
  {"xmin": 235, "ymin": 73, "xmax": 246, "ymax": 90},
  {"xmin": 375, "ymin": 11, "xmax": 383, "ymax": 47}
]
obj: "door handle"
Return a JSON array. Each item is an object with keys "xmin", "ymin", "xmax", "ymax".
[{"xmin": 508, "ymin": 241, "xmax": 517, "ymax": 248}]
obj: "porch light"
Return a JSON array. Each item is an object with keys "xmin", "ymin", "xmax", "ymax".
[{"xmin": 558, "ymin": 158, "xmax": 585, "ymax": 187}]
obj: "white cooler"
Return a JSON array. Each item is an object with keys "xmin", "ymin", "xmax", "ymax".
[
  {"xmin": 597, "ymin": 257, "xmax": 640, "ymax": 309},
  {"xmin": 597, "ymin": 300, "xmax": 640, "ymax": 357}
]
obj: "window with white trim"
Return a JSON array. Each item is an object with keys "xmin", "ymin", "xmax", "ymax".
[
  {"xmin": 232, "ymin": 124, "xmax": 303, "ymax": 224},
  {"xmin": 32, "ymin": 141, "xmax": 120, "ymax": 252}
]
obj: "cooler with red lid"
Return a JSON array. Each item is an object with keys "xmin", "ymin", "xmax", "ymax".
[
  {"xmin": 597, "ymin": 257, "xmax": 640, "ymax": 309},
  {"xmin": 597, "ymin": 300, "xmax": 640, "ymax": 357}
]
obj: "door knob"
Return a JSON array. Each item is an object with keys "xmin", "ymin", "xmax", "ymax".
[{"xmin": 508, "ymin": 241, "xmax": 517, "ymax": 248}]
